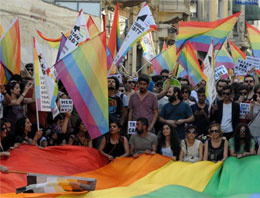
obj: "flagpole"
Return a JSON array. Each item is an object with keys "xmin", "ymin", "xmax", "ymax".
[
  {"xmin": 33, "ymin": 38, "xmax": 40, "ymax": 131},
  {"xmin": 136, "ymin": 61, "xmax": 150, "ymax": 73}
]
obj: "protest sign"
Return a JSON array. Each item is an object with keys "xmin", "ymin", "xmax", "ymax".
[
  {"xmin": 60, "ymin": 99, "xmax": 73, "ymax": 113},
  {"xmin": 234, "ymin": 59, "xmax": 250, "ymax": 76},
  {"xmin": 128, "ymin": 121, "xmax": 137, "ymax": 134},
  {"xmin": 246, "ymin": 56, "xmax": 260, "ymax": 71},
  {"xmin": 215, "ymin": 65, "xmax": 228, "ymax": 80},
  {"xmin": 240, "ymin": 103, "xmax": 250, "ymax": 119}
]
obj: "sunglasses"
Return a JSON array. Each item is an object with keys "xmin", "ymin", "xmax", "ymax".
[
  {"xmin": 127, "ymin": 81, "xmax": 135, "ymax": 84},
  {"xmin": 187, "ymin": 130, "xmax": 196, "ymax": 134},
  {"xmin": 119, "ymin": 89, "xmax": 125, "ymax": 92},
  {"xmin": 27, "ymin": 69, "xmax": 33, "ymax": 71},
  {"xmin": 239, "ymin": 92, "xmax": 247, "ymax": 96},
  {"xmin": 1, "ymin": 127, "xmax": 7, "ymax": 131},
  {"xmin": 182, "ymin": 91, "xmax": 189, "ymax": 94},
  {"xmin": 162, "ymin": 76, "xmax": 168, "ymax": 79},
  {"xmin": 222, "ymin": 92, "xmax": 231, "ymax": 96},
  {"xmin": 210, "ymin": 129, "xmax": 219, "ymax": 133},
  {"xmin": 245, "ymin": 80, "xmax": 253, "ymax": 83}
]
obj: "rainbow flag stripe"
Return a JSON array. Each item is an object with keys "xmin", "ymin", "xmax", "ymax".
[
  {"xmin": 178, "ymin": 41, "xmax": 207, "ymax": 86},
  {"xmin": 36, "ymin": 30, "xmax": 70, "ymax": 49},
  {"xmin": 176, "ymin": 12, "xmax": 240, "ymax": 53},
  {"xmin": 246, "ymin": 22, "xmax": 260, "ymax": 58},
  {"xmin": 0, "ymin": 18, "xmax": 21, "ymax": 75},
  {"xmin": 0, "ymin": 24, "xmax": 4, "ymax": 38},
  {"xmin": 150, "ymin": 45, "xmax": 177, "ymax": 74},
  {"xmin": 229, "ymin": 40, "xmax": 246, "ymax": 64},
  {"xmin": 1, "ymin": 146, "xmax": 260, "ymax": 198},
  {"xmin": 55, "ymin": 32, "xmax": 108, "ymax": 139},
  {"xmin": 215, "ymin": 45, "xmax": 234, "ymax": 69},
  {"xmin": 108, "ymin": 2, "xmax": 120, "ymax": 59},
  {"xmin": 87, "ymin": 16, "xmax": 100, "ymax": 38}
]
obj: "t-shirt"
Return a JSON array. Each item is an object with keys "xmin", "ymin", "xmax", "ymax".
[
  {"xmin": 109, "ymin": 95, "xmax": 123, "ymax": 120},
  {"xmin": 0, "ymin": 93, "xmax": 4, "ymax": 119},
  {"xmin": 181, "ymin": 139, "xmax": 201, "ymax": 163},
  {"xmin": 160, "ymin": 102, "xmax": 193, "ymax": 139},
  {"xmin": 229, "ymin": 137, "xmax": 255, "ymax": 154},
  {"xmin": 191, "ymin": 103, "xmax": 210, "ymax": 135},
  {"xmin": 129, "ymin": 92, "xmax": 158, "ymax": 125},
  {"xmin": 161, "ymin": 146, "xmax": 173, "ymax": 157},
  {"xmin": 158, "ymin": 96, "xmax": 169, "ymax": 113},
  {"xmin": 129, "ymin": 132, "xmax": 158, "ymax": 154},
  {"xmin": 116, "ymin": 92, "xmax": 128, "ymax": 107},
  {"xmin": 221, "ymin": 103, "xmax": 233, "ymax": 133}
]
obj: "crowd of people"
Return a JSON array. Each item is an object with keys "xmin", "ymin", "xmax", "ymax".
[{"xmin": 1, "ymin": 63, "xmax": 260, "ymax": 171}]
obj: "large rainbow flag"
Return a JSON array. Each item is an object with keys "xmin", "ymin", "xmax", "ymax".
[
  {"xmin": 176, "ymin": 12, "xmax": 240, "ymax": 53},
  {"xmin": 55, "ymin": 31, "xmax": 108, "ymax": 139},
  {"xmin": 150, "ymin": 44, "xmax": 177, "ymax": 74},
  {"xmin": 246, "ymin": 22, "xmax": 260, "ymax": 59},
  {"xmin": 0, "ymin": 18, "xmax": 21, "ymax": 75},
  {"xmin": 229, "ymin": 40, "xmax": 246, "ymax": 64},
  {"xmin": 215, "ymin": 45, "xmax": 234, "ymax": 69},
  {"xmin": 178, "ymin": 41, "xmax": 207, "ymax": 86},
  {"xmin": 1, "ymin": 145, "xmax": 260, "ymax": 197},
  {"xmin": 87, "ymin": 16, "xmax": 100, "ymax": 38}
]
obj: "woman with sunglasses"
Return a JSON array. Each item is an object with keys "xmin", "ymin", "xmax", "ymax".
[
  {"xmin": 157, "ymin": 124, "xmax": 180, "ymax": 160},
  {"xmin": 99, "ymin": 120, "xmax": 129, "ymax": 161},
  {"xmin": 4, "ymin": 80, "xmax": 34, "ymax": 135},
  {"xmin": 229, "ymin": 123, "xmax": 255, "ymax": 158},
  {"xmin": 179, "ymin": 125, "xmax": 203, "ymax": 162},
  {"xmin": 0, "ymin": 121, "xmax": 10, "ymax": 158},
  {"xmin": 203, "ymin": 123, "xmax": 228, "ymax": 162},
  {"xmin": 236, "ymin": 85, "xmax": 250, "ymax": 123}
]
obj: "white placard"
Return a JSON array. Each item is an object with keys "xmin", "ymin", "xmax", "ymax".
[
  {"xmin": 234, "ymin": 58, "xmax": 252, "ymax": 75},
  {"xmin": 246, "ymin": 56, "xmax": 260, "ymax": 70},
  {"xmin": 60, "ymin": 99, "xmax": 73, "ymax": 113},
  {"xmin": 108, "ymin": 74, "xmax": 122, "ymax": 84},
  {"xmin": 215, "ymin": 65, "xmax": 228, "ymax": 80},
  {"xmin": 128, "ymin": 121, "xmax": 137, "ymax": 134},
  {"xmin": 240, "ymin": 103, "xmax": 250, "ymax": 119}
]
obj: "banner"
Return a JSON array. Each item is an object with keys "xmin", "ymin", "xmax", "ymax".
[
  {"xmin": 140, "ymin": 32, "xmax": 156, "ymax": 62},
  {"xmin": 59, "ymin": 10, "xmax": 89, "ymax": 60},
  {"xmin": 34, "ymin": 38, "xmax": 59, "ymax": 118},
  {"xmin": 203, "ymin": 41, "xmax": 217, "ymax": 107},
  {"xmin": 16, "ymin": 173, "xmax": 96, "ymax": 193},
  {"xmin": 113, "ymin": 3, "xmax": 157, "ymax": 67}
]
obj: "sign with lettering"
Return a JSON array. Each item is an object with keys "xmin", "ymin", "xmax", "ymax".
[
  {"xmin": 240, "ymin": 103, "xmax": 250, "ymax": 119},
  {"xmin": 246, "ymin": 56, "xmax": 260, "ymax": 71},
  {"xmin": 60, "ymin": 99, "xmax": 73, "ymax": 113},
  {"xmin": 128, "ymin": 121, "xmax": 137, "ymax": 134},
  {"xmin": 234, "ymin": 59, "xmax": 250, "ymax": 76},
  {"xmin": 215, "ymin": 65, "xmax": 228, "ymax": 80}
]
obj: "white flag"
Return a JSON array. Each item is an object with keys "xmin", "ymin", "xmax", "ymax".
[
  {"xmin": 203, "ymin": 41, "xmax": 217, "ymax": 107},
  {"xmin": 140, "ymin": 32, "xmax": 156, "ymax": 62},
  {"xmin": 34, "ymin": 38, "xmax": 59, "ymax": 118},
  {"xmin": 59, "ymin": 10, "xmax": 89, "ymax": 60},
  {"xmin": 113, "ymin": 3, "xmax": 157, "ymax": 66}
]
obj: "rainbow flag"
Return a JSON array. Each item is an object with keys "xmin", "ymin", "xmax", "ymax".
[
  {"xmin": 0, "ymin": 18, "xmax": 20, "ymax": 75},
  {"xmin": 150, "ymin": 45, "xmax": 177, "ymax": 74},
  {"xmin": 55, "ymin": 32, "xmax": 108, "ymax": 139},
  {"xmin": 87, "ymin": 16, "xmax": 100, "ymax": 38},
  {"xmin": 36, "ymin": 30, "xmax": 70, "ymax": 49},
  {"xmin": 162, "ymin": 41, "xmax": 167, "ymax": 52},
  {"xmin": 2, "ymin": 147, "xmax": 260, "ymax": 198},
  {"xmin": 246, "ymin": 22, "xmax": 260, "ymax": 58},
  {"xmin": 229, "ymin": 40, "xmax": 246, "ymax": 64},
  {"xmin": 108, "ymin": 2, "xmax": 120, "ymax": 59},
  {"xmin": 0, "ymin": 63, "xmax": 7, "ymax": 85},
  {"xmin": 107, "ymin": 46, "xmax": 114, "ymax": 70},
  {"xmin": 215, "ymin": 45, "xmax": 234, "ymax": 69},
  {"xmin": 178, "ymin": 41, "xmax": 207, "ymax": 86},
  {"xmin": 176, "ymin": 12, "xmax": 240, "ymax": 53}
]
